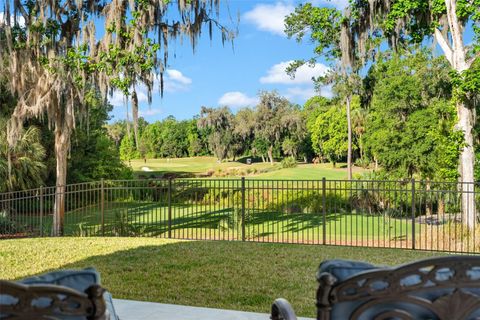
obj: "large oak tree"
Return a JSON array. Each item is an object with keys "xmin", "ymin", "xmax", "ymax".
[{"xmin": 0, "ymin": 0, "xmax": 233, "ymax": 235}]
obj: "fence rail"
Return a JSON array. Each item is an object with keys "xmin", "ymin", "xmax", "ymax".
[{"xmin": 0, "ymin": 178, "xmax": 479, "ymax": 253}]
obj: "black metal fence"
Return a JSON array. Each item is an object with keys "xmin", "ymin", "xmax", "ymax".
[{"xmin": 0, "ymin": 178, "xmax": 479, "ymax": 253}]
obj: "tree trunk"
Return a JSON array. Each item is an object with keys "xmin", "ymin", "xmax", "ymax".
[
  {"xmin": 132, "ymin": 91, "xmax": 139, "ymax": 148},
  {"xmin": 346, "ymin": 95, "xmax": 353, "ymax": 180},
  {"xmin": 53, "ymin": 124, "xmax": 70, "ymax": 236},
  {"xmin": 261, "ymin": 155, "xmax": 266, "ymax": 163},
  {"xmin": 438, "ymin": 198, "xmax": 445, "ymax": 216},
  {"xmin": 458, "ymin": 102, "xmax": 476, "ymax": 229},
  {"xmin": 435, "ymin": 0, "xmax": 476, "ymax": 229},
  {"xmin": 426, "ymin": 179, "xmax": 432, "ymax": 216},
  {"xmin": 268, "ymin": 145, "xmax": 274, "ymax": 165}
]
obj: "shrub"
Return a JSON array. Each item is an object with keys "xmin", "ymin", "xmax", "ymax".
[
  {"xmin": 0, "ymin": 210, "xmax": 17, "ymax": 235},
  {"xmin": 281, "ymin": 157, "xmax": 297, "ymax": 168}
]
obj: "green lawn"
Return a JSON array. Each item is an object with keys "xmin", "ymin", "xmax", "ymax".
[
  {"xmin": 32, "ymin": 201, "xmax": 415, "ymax": 248},
  {"xmin": 0, "ymin": 238, "xmax": 446, "ymax": 317},
  {"xmin": 129, "ymin": 156, "xmax": 368, "ymax": 180}
]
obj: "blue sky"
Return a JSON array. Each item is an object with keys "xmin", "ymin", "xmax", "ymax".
[{"xmin": 108, "ymin": 1, "xmax": 348, "ymax": 122}]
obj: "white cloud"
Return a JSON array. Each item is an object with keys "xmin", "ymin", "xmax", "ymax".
[
  {"xmin": 284, "ymin": 85, "xmax": 333, "ymax": 100},
  {"xmin": 108, "ymin": 89, "xmax": 148, "ymax": 107},
  {"xmin": 260, "ymin": 60, "xmax": 329, "ymax": 85},
  {"xmin": 243, "ymin": 3, "xmax": 294, "ymax": 36},
  {"xmin": 139, "ymin": 108, "xmax": 162, "ymax": 117},
  {"xmin": 108, "ymin": 91, "xmax": 127, "ymax": 107},
  {"xmin": 218, "ymin": 91, "xmax": 259, "ymax": 108},
  {"xmin": 166, "ymin": 69, "xmax": 192, "ymax": 85},
  {"xmin": 285, "ymin": 87, "xmax": 318, "ymax": 100},
  {"xmin": 160, "ymin": 69, "xmax": 192, "ymax": 93}
]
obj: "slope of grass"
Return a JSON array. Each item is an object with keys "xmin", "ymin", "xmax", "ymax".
[{"xmin": 0, "ymin": 238, "xmax": 446, "ymax": 317}]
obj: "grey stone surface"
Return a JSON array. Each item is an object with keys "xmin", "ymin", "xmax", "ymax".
[{"xmin": 113, "ymin": 299, "xmax": 314, "ymax": 320}]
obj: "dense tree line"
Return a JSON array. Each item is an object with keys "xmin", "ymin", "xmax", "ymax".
[{"xmin": 114, "ymin": 91, "xmax": 310, "ymax": 164}]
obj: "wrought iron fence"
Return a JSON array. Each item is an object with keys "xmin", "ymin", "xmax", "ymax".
[{"xmin": 0, "ymin": 178, "xmax": 478, "ymax": 253}]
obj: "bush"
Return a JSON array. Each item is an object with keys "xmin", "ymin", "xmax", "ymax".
[
  {"xmin": 0, "ymin": 210, "xmax": 17, "ymax": 235},
  {"xmin": 354, "ymin": 157, "xmax": 371, "ymax": 169},
  {"xmin": 281, "ymin": 157, "xmax": 297, "ymax": 168}
]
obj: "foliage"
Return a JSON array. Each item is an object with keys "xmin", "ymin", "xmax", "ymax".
[
  {"xmin": 310, "ymin": 98, "xmax": 359, "ymax": 166},
  {"xmin": 281, "ymin": 157, "xmax": 297, "ymax": 169},
  {"xmin": 0, "ymin": 210, "xmax": 18, "ymax": 235},
  {"xmin": 197, "ymin": 106, "xmax": 235, "ymax": 161},
  {"xmin": 363, "ymin": 50, "xmax": 460, "ymax": 180},
  {"xmin": 120, "ymin": 134, "xmax": 140, "ymax": 161},
  {"xmin": 254, "ymin": 91, "xmax": 306, "ymax": 164},
  {"xmin": 68, "ymin": 94, "xmax": 133, "ymax": 183},
  {"xmin": 0, "ymin": 118, "xmax": 46, "ymax": 192}
]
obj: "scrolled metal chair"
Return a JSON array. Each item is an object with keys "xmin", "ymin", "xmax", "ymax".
[
  {"xmin": 0, "ymin": 280, "xmax": 109, "ymax": 320},
  {"xmin": 272, "ymin": 256, "xmax": 480, "ymax": 320}
]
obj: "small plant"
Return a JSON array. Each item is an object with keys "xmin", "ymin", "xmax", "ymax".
[
  {"xmin": 281, "ymin": 157, "xmax": 297, "ymax": 168},
  {"xmin": 0, "ymin": 210, "xmax": 18, "ymax": 235}
]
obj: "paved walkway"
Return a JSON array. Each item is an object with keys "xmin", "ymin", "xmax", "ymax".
[{"xmin": 113, "ymin": 299, "xmax": 314, "ymax": 320}]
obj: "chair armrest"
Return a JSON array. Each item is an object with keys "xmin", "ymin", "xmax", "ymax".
[
  {"xmin": 0, "ymin": 280, "xmax": 109, "ymax": 319},
  {"xmin": 271, "ymin": 298, "xmax": 297, "ymax": 320}
]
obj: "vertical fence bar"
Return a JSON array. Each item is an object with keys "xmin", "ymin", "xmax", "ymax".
[
  {"xmin": 241, "ymin": 177, "xmax": 246, "ymax": 242},
  {"xmin": 39, "ymin": 186, "xmax": 44, "ymax": 237},
  {"xmin": 322, "ymin": 177, "xmax": 326, "ymax": 245},
  {"xmin": 168, "ymin": 178, "xmax": 172, "ymax": 239},
  {"xmin": 411, "ymin": 179, "xmax": 416, "ymax": 250},
  {"xmin": 101, "ymin": 179, "xmax": 105, "ymax": 236}
]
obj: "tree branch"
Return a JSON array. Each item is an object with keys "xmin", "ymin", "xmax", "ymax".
[
  {"xmin": 466, "ymin": 52, "xmax": 480, "ymax": 69},
  {"xmin": 434, "ymin": 28, "xmax": 453, "ymax": 65}
]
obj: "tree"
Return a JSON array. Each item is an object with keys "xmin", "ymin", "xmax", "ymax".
[
  {"xmin": 311, "ymin": 100, "xmax": 358, "ymax": 167},
  {"xmin": 285, "ymin": 3, "xmax": 364, "ymax": 179},
  {"xmin": 282, "ymin": 137, "xmax": 298, "ymax": 158},
  {"xmin": 363, "ymin": 50, "xmax": 460, "ymax": 180},
  {"xmin": 0, "ymin": 0, "xmax": 233, "ymax": 235},
  {"xmin": 347, "ymin": 0, "xmax": 480, "ymax": 228},
  {"xmin": 233, "ymin": 107, "xmax": 256, "ymax": 157},
  {"xmin": 254, "ymin": 91, "xmax": 299, "ymax": 164},
  {"xmin": 119, "ymin": 134, "xmax": 138, "ymax": 161},
  {"xmin": 67, "ymin": 94, "xmax": 132, "ymax": 183},
  {"xmin": 197, "ymin": 106, "xmax": 234, "ymax": 161},
  {"xmin": 105, "ymin": 122, "xmax": 126, "ymax": 147}
]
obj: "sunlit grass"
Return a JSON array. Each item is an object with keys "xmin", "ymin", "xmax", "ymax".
[
  {"xmin": 0, "ymin": 238, "xmax": 446, "ymax": 317},
  {"xmin": 128, "ymin": 156, "xmax": 369, "ymax": 180}
]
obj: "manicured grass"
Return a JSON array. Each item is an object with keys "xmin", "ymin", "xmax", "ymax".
[
  {"xmin": 129, "ymin": 156, "xmax": 368, "ymax": 180},
  {"xmin": 0, "ymin": 238, "xmax": 446, "ymax": 317},
  {"xmin": 39, "ymin": 202, "xmax": 415, "ymax": 246}
]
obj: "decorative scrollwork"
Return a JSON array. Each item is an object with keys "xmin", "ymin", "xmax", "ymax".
[
  {"xmin": 0, "ymin": 280, "xmax": 108, "ymax": 320},
  {"xmin": 316, "ymin": 256, "xmax": 480, "ymax": 320}
]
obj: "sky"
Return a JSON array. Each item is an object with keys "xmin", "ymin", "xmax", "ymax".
[{"xmin": 108, "ymin": 0, "xmax": 348, "ymax": 122}]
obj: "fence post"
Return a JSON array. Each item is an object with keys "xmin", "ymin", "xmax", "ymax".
[
  {"xmin": 241, "ymin": 177, "xmax": 246, "ymax": 242},
  {"xmin": 39, "ymin": 186, "xmax": 44, "ymax": 237},
  {"xmin": 322, "ymin": 177, "xmax": 326, "ymax": 245},
  {"xmin": 168, "ymin": 178, "xmax": 172, "ymax": 239},
  {"xmin": 411, "ymin": 179, "xmax": 416, "ymax": 250},
  {"xmin": 101, "ymin": 179, "xmax": 105, "ymax": 236}
]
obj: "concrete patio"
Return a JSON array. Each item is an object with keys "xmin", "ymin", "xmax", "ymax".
[{"xmin": 113, "ymin": 299, "xmax": 314, "ymax": 320}]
